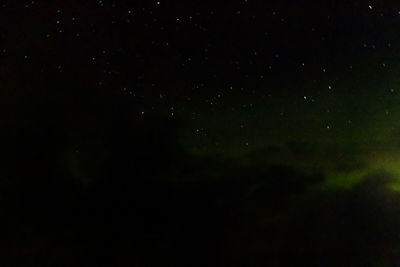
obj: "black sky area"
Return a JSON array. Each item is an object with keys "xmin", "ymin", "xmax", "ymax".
[{"xmin": 3, "ymin": 1, "xmax": 400, "ymax": 266}]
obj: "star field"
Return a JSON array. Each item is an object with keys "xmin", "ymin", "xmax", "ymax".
[{"xmin": 4, "ymin": 1, "xmax": 400, "ymax": 152}]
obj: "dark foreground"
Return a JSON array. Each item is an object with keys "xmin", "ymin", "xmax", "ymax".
[{"xmin": 2, "ymin": 98, "xmax": 400, "ymax": 267}]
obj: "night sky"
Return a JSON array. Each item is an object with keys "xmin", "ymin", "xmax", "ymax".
[{"xmin": 3, "ymin": 0, "xmax": 400, "ymax": 266}]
